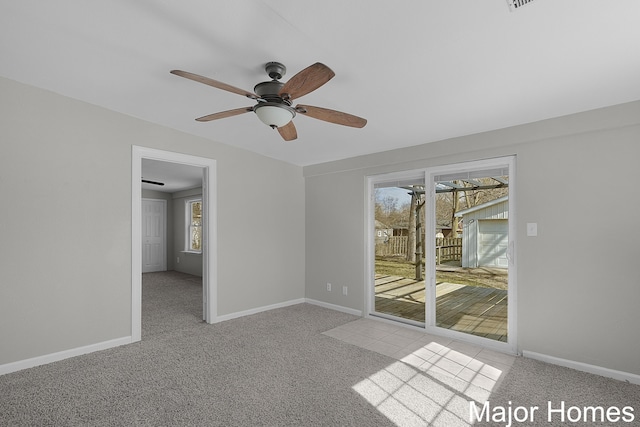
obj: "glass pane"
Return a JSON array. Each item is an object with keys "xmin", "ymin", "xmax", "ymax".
[
  {"xmin": 191, "ymin": 201, "xmax": 202, "ymax": 226},
  {"xmin": 189, "ymin": 200, "xmax": 202, "ymax": 251},
  {"xmin": 374, "ymin": 183, "xmax": 426, "ymax": 324},
  {"xmin": 434, "ymin": 174, "xmax": 509, "ymax": 342},
  {"xmin": 191, "ymin": 225, "xmax": 202, "ymax": 251}
]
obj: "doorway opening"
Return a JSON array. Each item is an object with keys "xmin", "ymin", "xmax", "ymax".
[{"xmin": 131, "ymin": 146, "xmax": 217, "ymax": 342}]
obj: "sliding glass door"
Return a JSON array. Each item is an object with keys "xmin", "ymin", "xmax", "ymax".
[
  {"xmin": 368, "ymin": 156, "xmax": 516, "ymax": 351},
  {"xmin": 426, "ymin": 157, "xmax": 515, "ymax": 350},
  {"xmin": 370, "ymin": 172, "xmax": 426, "ymax": 326}
]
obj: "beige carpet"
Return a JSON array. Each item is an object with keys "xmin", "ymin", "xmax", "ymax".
[{"xmin": 1, "ymin": 271, "xmax": 638, "ymax": 426}]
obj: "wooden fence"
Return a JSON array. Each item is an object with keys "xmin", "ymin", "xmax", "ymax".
[
  {"xmin": 435, "ymin": 237, "xmax": 462, "ymax": 264},
  {"xmin": 376, "ymin": 236, "xmax": 462, "ymax": 263},
  {"xmin": 375, "ymin": 236, "xmax": 408, "ymax": 256}
]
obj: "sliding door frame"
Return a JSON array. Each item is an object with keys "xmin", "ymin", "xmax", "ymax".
[
  {"xmin": 425, "ymin": 156, "xmax": 517, "ymax": 354},
  {"xmin": 365, "ymin": 169, "xmax": 427, "ymax": 327},
  {"xmin": 365, "ymin": 156, "xmax": 517, "ymax": 355}
]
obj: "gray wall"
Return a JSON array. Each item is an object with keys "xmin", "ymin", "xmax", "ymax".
[
  {"xmin": 304, "ymin": 101, "xmax": 640, "ymax": 376},
  {"xmin": 2, "ymin": 73, "xmax": 639, "ymax": 377},
  {"xmin": 0, "ymin": 77, "xmax": 305, "ymax": 365}
]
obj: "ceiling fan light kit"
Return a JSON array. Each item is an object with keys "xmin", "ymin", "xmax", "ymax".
[
  {"xmin": 254, "ymin": 102, "xmax": 295, "ymax": 128},
  {"xmin": 170, "ymin": 61, "xmax": 367, "ymax": 141}
]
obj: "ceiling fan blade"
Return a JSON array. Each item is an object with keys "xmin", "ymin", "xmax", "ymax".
[
  {"xmin": 196, "ymin": 107, "xmax": 254, "ymax": 122},
  {"xmin": 277, "ymin": 121, "xmax": 298, "ymax": 141},
  {"xmin": 141, "ymin": 179, "xmax": 164, "ymax": 186},
  {"xmin": 295, "ymin": 105, "xmax": 367, "ymax": 128},
  {"xmin": 171, "ymin": 70, "xmax": 258, "ymax": 100},
  {"xmin": 279, "ymin": 63, "xmax": 335, "ymax": 100}
]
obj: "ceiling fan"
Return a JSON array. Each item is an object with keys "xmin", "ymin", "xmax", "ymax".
[
  {"xmin": 141, "ymin": 179, "xmax": 164, "ymax": 186},
  {"xmin": 170, "ymin": 62, "xmax": 367, "ymax": 141}
]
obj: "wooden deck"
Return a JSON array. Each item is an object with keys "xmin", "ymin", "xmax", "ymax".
[{"xmin": 375, "ymin": 275, "xmax": 508, "ymax": 342}]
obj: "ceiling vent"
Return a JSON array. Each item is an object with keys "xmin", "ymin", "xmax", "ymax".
[{"xmin": 507, "ymin": 0, "xmax": 536, "ymax": 12}]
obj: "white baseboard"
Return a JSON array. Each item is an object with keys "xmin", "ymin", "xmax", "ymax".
[
  {"xmin": 1, "ymin": 299, "xmax": 361, "ymax": 376},
  {"xmin": 304, "ymin": 298, "xmax": 363, "ymax": 317},
  {"xmin": 215, "ymin": 298, "xmax": 362, "ymax": 323},
  {"xmin": 0, "ymin": 336, "xmax": 133, "ymax": 376},
  {"xmin": 214, "ymin": 298, "xmax": 306, "ymax": 323},
  {"xmin": 523, "ymin": 350, "xmax": 640, "ymax": 385}
]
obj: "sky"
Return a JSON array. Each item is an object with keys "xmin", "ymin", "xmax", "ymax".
[{"xmin": 375, "ymin": 187, "xmax": 413, "ymax": 207}]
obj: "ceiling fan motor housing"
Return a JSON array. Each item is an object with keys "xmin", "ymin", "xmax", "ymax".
[{"xmin": 254, "ymin": 80, "xmax": 288, "ymax": 104}]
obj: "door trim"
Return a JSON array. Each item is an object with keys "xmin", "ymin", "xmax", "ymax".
[{"xmin": 131, "ymin": 146, "xmax": 218, "ymax": 342}]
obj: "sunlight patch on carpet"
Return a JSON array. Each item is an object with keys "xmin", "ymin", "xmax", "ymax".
[{"xmin": 352, "ymin": 342, "xmax": 504, "ymax": 426}]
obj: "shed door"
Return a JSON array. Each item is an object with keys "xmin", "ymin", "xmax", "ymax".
[{"xmin": 478, "ymin": 219, "xmax": 508, "ymax": 268}]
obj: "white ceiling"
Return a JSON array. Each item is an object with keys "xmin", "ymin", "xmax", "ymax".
[
  {"xmin": 2, "ymin": 1, "xmax": 640, "ymax": 167},
  {"xmin": 142, "ymin": 159, "xmax": 203, "ymax": 193}
]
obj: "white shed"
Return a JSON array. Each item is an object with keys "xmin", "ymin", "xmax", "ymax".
[
  {"xmin": 455, "ymin": 196, "xmax": 508, "ymax": 268},
  {"xmin": 374, "ymin": 220, "xmax": 392, "ymax": 244}
]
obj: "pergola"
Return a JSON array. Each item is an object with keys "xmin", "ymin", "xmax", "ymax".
[
  {"xmin": 399, "ymin": 176, "xmax": 509, "ymax": 279},
  {"xmin": 400, "ymin": 175, "xmax": 509, "ymax": 194}
]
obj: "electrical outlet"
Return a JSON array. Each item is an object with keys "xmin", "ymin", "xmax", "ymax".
[
  {"xmin": 342, "ymin": 286, "xmax": 348, "ymax": 296},
  {"xmin": 177, "ymin": 257, "xmax": 180, "ymax": 264},
  {"xmin": 326, "ymin": 282, "xmax": 331, "ymax": 292}
]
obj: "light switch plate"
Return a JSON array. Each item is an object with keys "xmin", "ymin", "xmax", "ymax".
[{"xmin": 527, "ymin": 223, "xmax": 538, "ymax": 236}]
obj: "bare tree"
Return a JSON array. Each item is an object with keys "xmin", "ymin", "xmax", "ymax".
[
  {"xmin": 406, "ymin": 191, "xmax": 418, "ymax": 263},
  {"xmin": 378, "ymin": 194, "xmax": 398, "ymax": 216},
  {"xmin": 451, "ymin": 185, "xmax": 461, "ymax": 237},
  {"xmin": 460, "ymin": 177, "xmax": 509, "ymax": 210},
  {"xmin": 414, "ymin": 196, "xmax": 425, "ymax": 280},
  {"xmin": 446, "ymin": 178, "xmax": 509, "ymax": 232},
  {"xmin": 436, "ymin": 192, "xmax": 453, "ymax": 229}
]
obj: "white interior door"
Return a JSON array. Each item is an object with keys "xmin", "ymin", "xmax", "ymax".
[{"xmin": 142, "ymin": 199, "xmax": 166, "ymax": 273}]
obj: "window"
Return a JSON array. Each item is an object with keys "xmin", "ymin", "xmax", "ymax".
[{"xmin": 186, "ymin": 198, "xmax": 202, "ymax": 252}]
